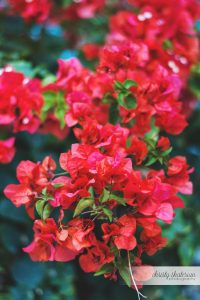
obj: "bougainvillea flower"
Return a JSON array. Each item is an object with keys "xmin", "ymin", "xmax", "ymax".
[
  {"xmin": 8, "ymin": 0, "xmax": 52, "ymax": 23},
  {"xmin": 79, "ymin": 241, "xmax": 114, "ymax": 273},
  {"xmin": 0, "ymin": 67, "xmax": 43, "ymax": 133},
  {"xmin": 166, "ymin": 156, "xmax": 194, "ymax": 194},
  {"xmin": 23, "ymin": 219, "xmax": 77, "ymax": 262},
  {"xmin": 102, "ymin": 215, "xmax": 137, "ymax": 250},
  {"xmin": 0, "ymin": 137, "xmax": 16, "ymax": 164}
]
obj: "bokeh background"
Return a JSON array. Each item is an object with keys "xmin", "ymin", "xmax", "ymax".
[{"xmin": 0, "ymin": 9, "xmax": 200, "ymax": 300}]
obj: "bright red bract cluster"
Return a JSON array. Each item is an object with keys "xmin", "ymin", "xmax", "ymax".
[
  {"xmin": 8, "ymin": 0, "xmax": 52, "ymax": 23},
  {"xmin": 2, "ymin": 0, "xmax": 199, "ymax": 291},
  {"xmin": 7, "ymin": 0, "xmax": 105, "ymax": 22},
  {"xmin": 0, "ymin": 67, "xmax": 43, "ymax": 133},
  {"xmin": 0, "ymin": 67, "xmax": 42, "ymax": 164},
  {"xmin": 0, "ymin": 65, "xmax": 69, "ymax": 163}
]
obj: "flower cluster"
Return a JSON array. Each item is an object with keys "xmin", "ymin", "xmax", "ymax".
[
  {"xmin": 2, "ymin": 0, "xmax": 199, "ymax": 295},
  {"xmin": 0, "ymin": 66, "xmax": 42, "ymax": 163},
  {"xmin": 0, "ymin": 66, "xmax": 43, "ymax": 133},
  {"xmin": 4, "ymin": 59, "xmax": 194, "ymax": 288},
  {"xmin": 7, "ymin": 0, "xmax": 52, "ymax": 23},
  {"xmin": 7, "ymin": 0, "xmax": 105, "ymax": 23},
  {"xmin": 4, "ymin": 136, "xmax": 193, "ymax": 281},
  {"xmin": 59, "ymin": 0, "xmax": 105, "ymax": 21},
  {"xmin": 0, "ymin": 66, "xmax": 69, "ymax": 163},
  {"xmin": 109, "ymin": 0, "xmax": 200, "ymax": 80}
]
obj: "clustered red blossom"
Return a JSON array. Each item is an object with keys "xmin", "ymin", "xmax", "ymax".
[
  {"xmin": 0, "ymin": 67, "xmax": 42, "ymax": 164},
  {"xmin": 109, "ymin": 0, "xmax": 200, "ymax": 80},
  {"xmin": 7, "ymin": 0, "xmax": 105, "ymax": 23},
  {"xmin": 2, "ymin": 0, "xmax": 200, "ymax": 292},
  {"xmin": 0, "ymin": 66, "xmax": 69, "ymax": 163},
  {"xmin": 4, "ymin": 145, "xmax": 193, "ymax": 262},
  {"xmin": 7, "ymin": 0, "xmax": 53, "ymax": 22},
  {"xmin": 0, "ymin": 67, "xmax": 43, "ymax": 133},
  {"xmin": 59, "ymin": 0, "xmax": 105, "ymax": 21}
]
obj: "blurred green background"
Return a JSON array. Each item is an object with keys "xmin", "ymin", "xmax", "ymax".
[{"xmin": 0, "ymin": 13, "xmax": 200, "ymax": 300}]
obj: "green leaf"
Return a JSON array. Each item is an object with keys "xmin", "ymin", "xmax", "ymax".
[
  {"xmin": 125, "ymin": 95, "xmax": 137, "ymax": 109},
  {"xmin": 42, "ymin": 91, "xmax": 57, "ymax": 112},
  {"xmin": 158, "ymin": 157, "xmax": 164, "ymax": 164},
  {"xmin": 41, "ymin": 91, "xmax": 68, "ymax": 128},
  {"xmin": 116, "ymin": 89, "xmax": 137, "ymax": 110},
  {"xmin": 118, "ymin": 260, "xmax": 131, "ymax": 287},
  {"xmin": 42, "ymin": 187, "xmax": 47, "ymax": 195},
  {"xmin": 145, "ymin": 156, "xmax": 157, "ymax": 166},
  {"xmin": 40, "ymin": 91, "xmax": 56, "ymax": 122},
  {"xmin": 145, "ymin": 137, "xmax": 157, "ymax": 150},
  {"xmin": 36, "ymin": 200, "xmax": 53, "ymax": 220},
  {"xmin": 117, "ymin": 92, "xmax": 125, "ymax": 106},
  {"xmin": 163, "ymin": 39, "xmax": 173, "ymax": 50},
  {"xmin": 42, "ymin": 203, "xmax": 53, "ymax": 220},
  {"xmin": 110, "ymin": 193, "xmax": 126, "ymax": 206},
  {"xmin": 94, "ymin": 263, "xmax": 114, "ymax": 276},
  {"xmin": 88, "ymin": 186, "xmax": 94, "ymax": 198},
  {"xmin": 100, "ymin": 189, "xmax": 126, "ymax": 206},
  {"xmin": 102, "ymin": 93, "xmax": 113, "ymax": 104},
  {"xmin": 145, "ymin": 118, "xmax": 159, "ymax": 139},
  {"xmin": 36, "ymin": 200, "xmax": 46, "ymax": 218},
  {"xmin": 109, "ymin": 102, "xmax": 120, "ymax": 125},
  {"xmin": 102, "ymin": 207, "xmax": 113, "ymax": 222},
  {"xmin": 114, "ymin": 80, "xmax": 138, "ymax": 92},
  {"xmin": 124, "ymin": 79, "xmax": 138, "ymax": 89},
  {"xmin": 100, "ymin": 189, "xmax": 110, "ymax": 203},
  {"xmin": 73, "ymin": 198, "xmax": 94, "ymax": 217},
  {"xmin": 42, "ymin": 74, "xmax": 56, "ymax": 86},
  {"xmin": 52, "ymin": 183, "xmax": 65, "ymax": 188},
  {"xmin": 114, "ymin": 81, "xmax": 124, "ymax": 91},
  {"xmin": 55, "ymin": 91, "xmax": 68, "ymax": 128},
  {"xmin": 160, "ymin": 146, "xmax": 173, "ymax": 157},
  {"xmin": 55, "ymin": 108, "xmax": 66, "ymax": 128}
]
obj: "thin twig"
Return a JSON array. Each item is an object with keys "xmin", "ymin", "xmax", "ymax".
[
  {"xmin": 81, "ymin": 210, "xmax": 96, "ymax": 215},
  {"xmin": 53, "ymin": 172, "xmax": 68, "ymax": 178},
  {"xmin": 127, "ymin": 251, "xmax": 147, "ymax": 300}
]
